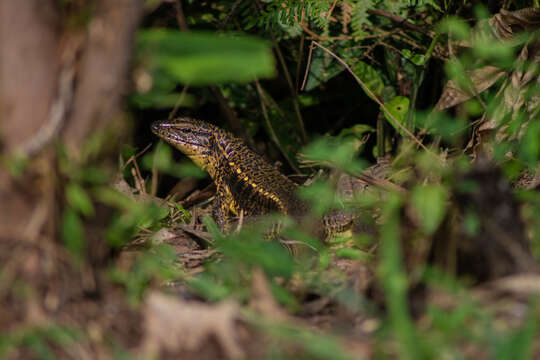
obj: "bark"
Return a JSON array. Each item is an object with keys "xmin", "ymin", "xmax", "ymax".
[
  {"xmin": 63, "ymin": 0, "xmax": 142, "ymax": 151},
  {"xmin": 0, "ymin": 0, "xmax": 59, "ymax": 239},
  {"xmin": 0, "ymin": 0, "xmax": 142, "ymax": 241}
]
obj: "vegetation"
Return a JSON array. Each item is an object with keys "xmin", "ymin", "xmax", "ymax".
[{"xmin": 0, "ymin": 1, "xmax": 539, "ymax": 359}]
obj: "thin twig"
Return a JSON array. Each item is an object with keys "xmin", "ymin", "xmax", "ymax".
[
  {"xmin": 151, "ymin": 143, "xmax": 160, "ymax": 196},
  {"xmin": 175, "ymin": 224, "xmax": 214, "ymax": 244},
  {"xmin": 296, "ymin": 35, "xmax": 305, "ymax": 94},
  {"xmin": 174, "ymin": 0, "xmax": 189, "ymax": 32},
  {"xmin": 327, "ymin": 0, "xmax": 339, "ymax": 20},
  {"xmin": 254, "ymin": 80, "xmax": 302, "ymax": 174},
  {"xmin": 171, "ymin": 2, "xmax": 255, "ymax": 148},
  {"xmin": 131, "ymin": 167, "xmax": 145, "ymax": 194},
  {"xmin": 367, "ymin": 9, "xmax": 434, "ymax": 37},
  {"xmin": 235, "ymin": 210, "xmax": 244, "ymax": 233},
  {"xmin": 254, "ymin": 0, "xmax": 307, "ymax": 143},
  {"xmin": 273, "ymin": 40, "xmax": 308, "ymax": 143},
  {"xmin": 168, "ymin": 84, "xmax": 190, "ymax": 121},
  {"xmin": 301, "ymin": 41, "xmax": 315, "ymax": 91},
  {"xmin": 218, "ymin": 0, "xmax": 243, "ymax": 30},
  {"xmin": 295, "ymin": 7, "xmax": 306, "ymax": 93},
  {"xmin": 211, "ymin": 86, "xmax": 257, "ymax": 150},
  {"xmin": 311, "ymin": 41, "xmax": 439, "ymax": 159},
  {"xmin": 351, "ymin": 172, "xmax": 407, "ymax": 195},
  {"xmin": 121, "ymin": 142, "xmax": 152, "ymax": 171},
  {"xmin": 296, "ymin": 21, "xmax": 326, "ymax": 41},
  {"xmin": 132, "ymin": 156, "xmax": 146, "ymax": 194},
  {"xmin": 405, "ymin": 34, "xmax": 440, "ymax": 130},
  {"xmin": 376, "ymin": 111, "xmax": 386, "ymax": 158}
]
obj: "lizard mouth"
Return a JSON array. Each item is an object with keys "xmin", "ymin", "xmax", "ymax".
[{"xmin": 151, "ymin": 120, "xmax": 207, "ymax": 148}]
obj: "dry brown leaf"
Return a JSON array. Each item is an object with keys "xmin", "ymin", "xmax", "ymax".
[
  {"xmin": 481, "ymin": 44, "xmax": 539, "ymax": 138},
  {"xmin": 436, "ymin": 8, "xmax": 539, "ymax": 111},
  {"xmin": 490, "ymin": 8, "xmax": 540, "ymax": 40},
  {"xmin": 440, "ymin": 8, "xmax": 539, "ymax": 158},
  {"xmin": 249, "ymin": 268, "xmax": 289, "ymax": 321},
  {"xmin": 514, "ymin": 166, "xmax": 540, "ymax": 189},
  {"xmin": 482, "ymin": 274, "xmax": 540, "ymax": 298},
  {"xmin": 149, "ymin": 228, "xmax": 178, "ymax": 245},
  {"xmin": 141, "ymin": 292, "xmax": 244, "ymax": 359},
  {"xmin": 337, "ymin": 157, "xmax": 392, "ymax": 200},
  {"xmin": 340, "ymin": 1, "xmax": 353, "ymax": 34},
  {"xmin": 435, "ymin": 66, "xmax": 506, "ymax": 110}
]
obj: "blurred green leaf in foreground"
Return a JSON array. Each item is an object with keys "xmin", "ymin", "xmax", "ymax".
[{"xmin": 137, "ymin": 29, "xmax": 276, "ymax": 87}]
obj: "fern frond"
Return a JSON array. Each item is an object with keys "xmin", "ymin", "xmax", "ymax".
[
  {"xmin": 351, "ymin": 0, "xmax": 374, "ymax": 40},
  {"xmin": 240, "ymin": 0, "xmax": 335, "ymax": 38}
]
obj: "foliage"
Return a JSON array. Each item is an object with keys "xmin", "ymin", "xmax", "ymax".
[
  {"xmin": 4, "ymin": 0, "xmax": 539, "ymax": 359},
  {"xmin": 129, "ymin": 1, "xmax": 539, "ymax": 358},
  {"xmin": 0, "ymin": 325, "xmax": 78, "ymax": 360},
  {"xmin": 137, "ymin": 29, "xmax": 275, "ymax": 86},
  {"xmin": 126, "ymin": 1, "xmax": 540, "ymax": 357}
]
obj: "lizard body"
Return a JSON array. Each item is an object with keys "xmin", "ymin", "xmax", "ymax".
[{"xmin": 151, "ymin": 118, "xmax": 351, "ymax": 239}]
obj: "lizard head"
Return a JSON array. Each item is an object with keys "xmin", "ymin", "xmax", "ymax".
[{"xmin": 151, "ymin": 117, "xmax": 230, "ymax": 178}]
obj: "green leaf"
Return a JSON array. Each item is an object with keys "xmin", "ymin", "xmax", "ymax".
[
  {"xmin": 109, "ymin": 244, "xmax": 180, "ymax": 303},
  {"xmin": 138, "ymin": 205, "xmax": 169, "ymax": 228},
  {"xmin": 216, "ymin": 230, "xmax": 294, "ymax": 278},
  {"xmin": 339, "ymin": 124, "xmax": 375, "ymax": 138},
  {"xmin": 336, "ymin": 248, "xmax": 369, "ymax": 260},
  {"xmin": 103, "ymin": 202, "xmax": 168, "ymax": 247},
  {"xmin": 464, "ymin": 98, "xmax": 483, "ymax": 116},
  {"xmin": 298, "ymin": 180, "xmax": 339, "ymax": 215},
  {"xmin": 401, "ymin": 49, "xmax": 425, "ymax": 66},
  {"xmin": 80, "ymin": 166, "xmax": 111, "ymax": 185},
  {"xmin": 420, "ymin": 0, "xmax": 442, "ymax": 12},
  {"xmin": 472, "ymin": 40, "xmax": 514, "ymax": 64},
  {"xmin": 305, "ymin": 48, "xmax": 345, "ymax": 90},
  {"xmin": 416, "ymin": 111, "xmax": 467, "ymax": 143},
  {"xmin": 494, "ymin": 312, "xmax": 537, "ymax": 360},
  {"xmin": 383, "ymin": 96, "xmax": 410, "ymax": 135},
  {"xmin": 188, "ymin": 274, "xmax": 230, "ymax": 301},
  {"xmin": 173, "ymin": 202, "xmax": 192, "ymax": 222},
  {"xmin": 437, "ymin": 16, "xmax": 471, "ymax": 40},
  {"xmin": 5, "ymin": 155, "xmax": 30, "ymax": 178},
  {"xmin": 378, "ymin": 193, "xmax": 421, "ymax": 359},
  {"xmin": 174, "ymin": 162, "xmax": 208, "ymax": 178},
  {"xmin": 411, "ymin": 184, "xmax": 449, "ymax": 235},
  {"xmin": 463, "ymin": 208, "xmax": 480, "ymax": 236},
  {"xmin": 66, "ymin": 183, "xmax": 95, "ymax": 216},
  {"xmin": 351, "ymin": 0, "xmax": 374, "ymax": 39},
  {"xmin": 137, "ymin": 29, "xmax": 275, "ymax": 86},
  {"xmin": 519, "ymin": 119, "xmax": 540, "ymax": 169},
  {"xmin": 61, "ymin": 209, "xmax": 85, "ymax": 261},
  {"xmin": 372, "ymin": 141, "xmax": 392, "ymax": 158},
  {"xmin": 301, "ymin": 137, "xmax": 367, "ymax": 174},
  {"xmin": 202, "ymin": 215, "xmax": 224, "ymax": 241},
  {"xmin": 352, "ymin": 60, "xmax": 384, "ymax": 99},
  {"xmin": 142, "ymin": 142, "xmax": 207, "ymax": 179}
]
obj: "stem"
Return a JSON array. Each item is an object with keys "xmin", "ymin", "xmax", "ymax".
[
  {"xmin": 273, "ymin": 41, "xmax": 308, "ymax": 143},
  {"xmin": 377, "ymin": 111, "xmax": 386, "ymax": 158},
  {"xmin": 405, "ymin": 34, "xmax": 439, "ymax": 131},
  {"xmin": 312, "ymin": 41, "xmax": 439, "ymax": 160},
  {"xmin": 255, "ymin": 80, "xmax": 302, "ymax": 175}
]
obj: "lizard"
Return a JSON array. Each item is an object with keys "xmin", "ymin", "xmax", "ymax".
[{"xmin": 151, "ymin": 117, "xmax": 354, "ymax": 243}]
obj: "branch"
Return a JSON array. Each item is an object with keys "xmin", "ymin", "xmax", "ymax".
[{"xmin": 367, "ymin": 9, "xmax": 434, "ymax": 37}]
